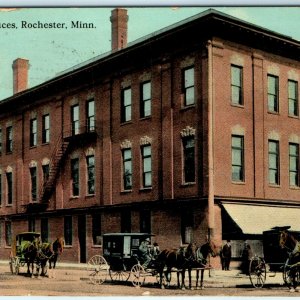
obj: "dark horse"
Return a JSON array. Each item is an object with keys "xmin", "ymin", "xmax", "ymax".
[
  {"xmin": 157, "ymin": 243, "xmax": 197, "ymax": 289},
  {"xmin": 188, "ymin": 240, "xmax": 219, "ymax": 289},
  {"xmin": 279, "ymin": 229, "xmax": 300, "ymax": 292},
  {"xmin": 38, "ymin": 237, "xmax": 65, "ymax": 278},
  {"xmin": 19, "ymin": 237, "xmax": 41, "ymax": 277}
]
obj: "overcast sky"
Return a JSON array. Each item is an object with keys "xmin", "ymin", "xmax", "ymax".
[{"xmin": 1, "ymin": 7, "xmax": 300, "ymax": 100}]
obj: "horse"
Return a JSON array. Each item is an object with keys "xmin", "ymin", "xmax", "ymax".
[
  {"xmin": 20, "ymin": 237, "xmax": 41, "ymax": 278},
  {"xmin": 188, "ymin": 240, "xmax": 220, "ymax": 290},
  {"xmin": 38, "ymin": 237, "xmax": 65, "ymax": 278},
  {"xmin": 156, "ymin": 242, "xmax": 198, "ymax": 289},
  {"xmin": 279, "ymin": 229, "xmax": 300, "ymax": 292}
]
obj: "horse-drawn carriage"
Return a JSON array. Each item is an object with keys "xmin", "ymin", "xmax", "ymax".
[
  {"xmin": 9, "ymin": 232, "xmax": 42, "ymax": 275},
  {"xmin": 87, "ymin": 233, "xmax": 163, "ymax": 286},
  {"xmin": 87, "ymin": 232, "xmax": 218, "ymax": 289},
  {"xmin": 248, "ymin": 226, "xmax": 300, "ymax": 290},
  {"xmin": 9, "ymin": 231, "xmax": 64, "ymax": 278}
]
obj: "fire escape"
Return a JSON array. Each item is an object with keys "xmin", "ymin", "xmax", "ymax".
[{"xmin": 25, "ymin": 124, "xmax": 97, "ymax": 213}]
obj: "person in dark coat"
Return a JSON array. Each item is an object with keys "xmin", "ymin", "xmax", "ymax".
[
  {"xmin": 241, "ymin": 242, "xmax": 253, "ymax": 275},
  {"xmin": 222, "ymin": 240, "xmax": 232, "ymax": 271}
]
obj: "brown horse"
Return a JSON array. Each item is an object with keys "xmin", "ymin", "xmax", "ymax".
[
  {"xmin": 189, "ymin": 240, "xmax": 219, "ymax": 289},
  {"xmin": 21, "ymin": 237, "xmax": 41, "ymax": 277},
  {"xmin": 38, "ymin": 237, "xmax": 65, "ymax": 278},
  {"xmin": 157, "ymin": 242, "xmax": 201, "ymax": 289},
  {"xmin": 279, "ymin": 229, "xmax": 300, "ymax": 292}
]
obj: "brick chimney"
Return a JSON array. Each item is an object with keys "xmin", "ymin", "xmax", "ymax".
[
  {"xmin": 110, "ymin": 8, "xmax": 128, "ymax": 51},
  {"xmin": 12, "ymin": 58, "xmax": 29, "ymax": 94}
]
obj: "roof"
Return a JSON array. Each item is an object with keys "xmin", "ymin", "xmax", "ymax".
[
  {"xmin": 222, "ymin": 203, "xmax": 300, "ymax": 234},
  {"xmin": 2, "ymin": 9, "xmax": 300, "ymax": 108}
]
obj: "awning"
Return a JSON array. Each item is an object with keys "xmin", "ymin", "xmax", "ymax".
[{"xmin": 222, "ymin": 203, "xmax": 300, "ymax": 234}]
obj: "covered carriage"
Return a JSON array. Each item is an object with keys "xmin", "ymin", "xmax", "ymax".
[
  {"xmin": 9, "ymin": 232, "xmax": 41, "ymax": 275},
  {"xmin": 87, "ymin": 232, "xmax": 163, "ymax": 286},
  {"xmin": 249, "ymin": 226, "xmax": 300, "ymax": 288}
]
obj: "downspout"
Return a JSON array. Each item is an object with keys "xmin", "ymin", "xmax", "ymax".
[{"xmin": 207, "ymin": 40, "xmax": 215, "ymax": 239}]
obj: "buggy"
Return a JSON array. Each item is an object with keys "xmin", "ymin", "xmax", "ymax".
[
  {"xmin": 9, "ymin": 232, "xmax": 41, "ymax": 275},
  {"xmin": 87, "ymin": 233, "xmax": 163, "ymax": 286},
  {"xmin": 248, "ymin": 227, "xmax": 300, "ymax": 288}
]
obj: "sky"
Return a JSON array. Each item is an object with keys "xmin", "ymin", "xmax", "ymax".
[{"xmin": 1, "ymin": 6, "xmax": 300, "ymax": 100}]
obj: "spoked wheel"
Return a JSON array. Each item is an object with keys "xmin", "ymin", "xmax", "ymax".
[
  {"xmin": 283, "ymin": 258, "xmax": 292, "ymax": 286},
  {"xmin": 131, "ymin": 264, "xmax": 146, "ymax": 287},
  {"xmin": 109, "ymin": 268, "xmax": 130, "ymax": 282},
  {"xmin": 87, "ymin": 255, "xmax": 109, "ymax": 285},
  {"xmin": 10, "ymin": 257, "xmax": 20, "ymax": 275},
  {"xmin": 249, "ymin": 256, "xmax": 266, "ymax": 288}
]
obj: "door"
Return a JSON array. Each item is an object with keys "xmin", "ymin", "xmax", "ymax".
[{"xmin": 78, "ymin": 215, "xmax": 87, "ymax": 263}]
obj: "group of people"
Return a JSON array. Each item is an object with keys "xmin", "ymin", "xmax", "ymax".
[{"xmin": 220, "ymin": 240, "xmax": 253, "ymax": 274}]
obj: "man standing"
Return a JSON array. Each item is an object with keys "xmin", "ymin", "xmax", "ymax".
[{"xmin": 222, "ymin": 240, "xmax": 232, "ymax": 271}]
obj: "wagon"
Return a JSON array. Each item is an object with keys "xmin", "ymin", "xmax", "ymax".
[
  {"xmin": 87, "ymin": 233, "xmax": 163, "ymax": 286},
  {"xmin": 9, "ymin": 232, "xmax": 41, "ymax": 275},
  {"xmin": 248, "ymin": 227, "xmax": 300, "ymax": 288}
]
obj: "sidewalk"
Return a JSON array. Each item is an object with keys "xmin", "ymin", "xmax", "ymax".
[{"xmin": 0, "ymin": 260, "xmax": 285, "ymax": 288}]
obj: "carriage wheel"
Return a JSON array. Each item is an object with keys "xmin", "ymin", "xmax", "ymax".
[
  {"xmin": 10, "ymin": 257, "xmax": 20, "ymax": 275},
  {"xmin": 87, "ymin": 255, "xmax": 108, "ymax": 285},
  {"xmin": 249, "ymin": 256, "xmax": 266, "ymax": 288},
  {"xmin": 109, "ymin": 268, "xmax": 130, "ymax": 282},
  {"xmin": 131, "ymin": 264, "xmax": 146, "ymax": 287}
]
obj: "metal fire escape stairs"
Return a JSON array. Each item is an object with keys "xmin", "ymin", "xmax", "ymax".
[{"xmin": 39, "ymin": 136, "xmax": 70, "ymax": 203}]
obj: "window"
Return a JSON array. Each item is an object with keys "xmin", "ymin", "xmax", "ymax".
[
  {"xmin": 92, "ymin": 214, "xmax": 102, "ymax": 245},
  {"xmin": 140, "ymin": 81, "xmax": 151, "ymax": 118},
  {"xmin": 71, "ymin": 104, "xmax": 79, "ymax": 135},
  {"xmin": 30, "ymin": 118, "xmax": 37, "ymax": 147},
  {"xmin": 28, "ymin": 218, "xmax": 35, "ymax": 232},
  {"xmin": 30, "ymin": 167, "xmax": 37, "ymax": 202},
  {"xmin": 71, "ymin": 158, "xmax": 79, "ymax": 196},
  {"xmin": 42, "ymin": 114, "xmax": 50, "ymax": 143},
  {"xmin": 231, "ymin": 135, "xmax": 245, "ymax": 182},
  {"xmin": 269, "ymin": 140, "xmax": 280, "ymax": 185},
  {"xmin": 42, "ymin": 164, "xmax": 49, "ymax": 183},
  {"xmin": 288, "ymin": 80, "xmax": 298, "ymax": 117},
  {"xmin": 41, "ymin": 218, "xmax": 49, "ymax": 242},
  {"xmin": 6, "ymin": 172, "xmax": 12, "ymax": 205},
  {"xmin": 289, "ymin": 143, "xmax": 299, "ymax": 187},
  {"xmin": 6, "ymin": 126, "xmax": 13, "ymax": 153},
  {"xmin": 64, "ymin": 216, "xmax": 72, "ymax": 246},
  {"xmin": 140, "ymin": 210, "xmax": 151, "ymax": 233},
  {"xmin": 121, "ymin": 210, "xmax": 131, "ymax": 233},
  {"xmin": 5, "ymin": 221, "xmax": 12, "ymax": 247},
  {"xmin": 183, "ymin": 137, "xmax": 195, "ymax": 183},
  {"xmin": 268, "ymin": 75, "xmax": 279, "ymax": 112},
  {"xmin": 181, "ymin": 210, "xmax": 194, "ymax": 244},
  {"xmin": 182, "ymin": 67, "xmax": 195, "ymax": 106},
  {"xmin": 231, "ymin": 65, "xmax": 243, "ymax": 105},
  {"xmin": 122, "ymin": 149, "xmax": 132, "ymax": 190},
  {"xmin": 121, "ymin": 87, "xmax": 132, "ymax": 123},
  {"xmin": 86, "ymin": 155, "xmax": 95, "ymax": 195},
  {"xmin": 86, "ymin": 99, "xmax": 95, "ymax": 131},
  {"xmin": 141, "ymin": 145, "xmax": 152, "ymax": 188}
]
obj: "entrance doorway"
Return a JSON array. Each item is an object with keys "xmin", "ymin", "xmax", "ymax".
[{"xmin": 78, "ymin": 215, "xmax": 87, "ymax": 263}]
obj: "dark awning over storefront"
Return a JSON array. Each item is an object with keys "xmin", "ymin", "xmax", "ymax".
[{"xmin": 222, "ymin": 203, "xmax": 300, "ymax": 235}]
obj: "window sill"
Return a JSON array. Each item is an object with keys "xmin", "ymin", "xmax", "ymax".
[
  {"xmin": 231, "ymin": 181, "xmax": 245, "ymax": 185},
  {"xmin": 269, "ymin": 184, "xmax": 280, "ymax": 188},
  {"xmin": 64, "ymin": 245, "xmax": 72, "ymax": 248},
  {"xmin": 120, "ymin": 121, "xmax": 133, "ymax": 126},
  {"xmin": 288, "ymin": 114, "xmax": 299, "ymax": 119},
  {"xmin": 29, "ymin": 145, "xmax": 37, "ymax": 149},
  {"xmin": 41, "ymin": 142, "xmax": 50, "ymax": 146},
  {"xmin": 140, "ymin": 116, "xmax": 151, "ymax": 121},
  {"xmin": 5, "ymin": 246, "xmax": 12, "ymax": 249},
  {"xmin": 139, "ymin": 187, "xmax": 152, "ymax": 192},
  {"xmin": 6, "ymin": 204, "xmax": 13, "ymax": 207},
  {"xmin": 121, "ymin": 190, "xmax": 132, "ymax": 194},
  {"xmin": 267, "ymin": 111, "xmax": 279, "ymax": 115},
  {"xmin": 180, "ymin": 104, "xmax": 195, "ymax": 112},
  {"xmin": 181, "ymin": 182, "xmax": 196, "ymax": 187},
  {"xmin": 6, "ymin": 151, "xmax": 12, "ymax": 155},
  {"xmin": 85, "ymin": 194, "xmax": 95, "ymax": 199},
  {"xmin": 231, "ymin": 103, "xmax": 244, "ymax": 108},
  {"xmin": 70, "ymin": 196, "xmax": 79, "ymax": 200},
  {"xmin": 289, "ymin": 185, "xmax": 300, "ymax": 190},
  {"xmin": 92, "ymin": 245, "xmax": 102, "ymax": 248}
]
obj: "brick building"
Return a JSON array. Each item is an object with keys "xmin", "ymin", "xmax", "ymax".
[{"xmin": 1, "ymin": 8, "xmax": 300, "ymax": 263}]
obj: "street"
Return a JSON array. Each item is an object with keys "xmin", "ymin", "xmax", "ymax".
[{"xmin": 0, "ymin": 262, "xmax": 299, "ymax": 296}]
